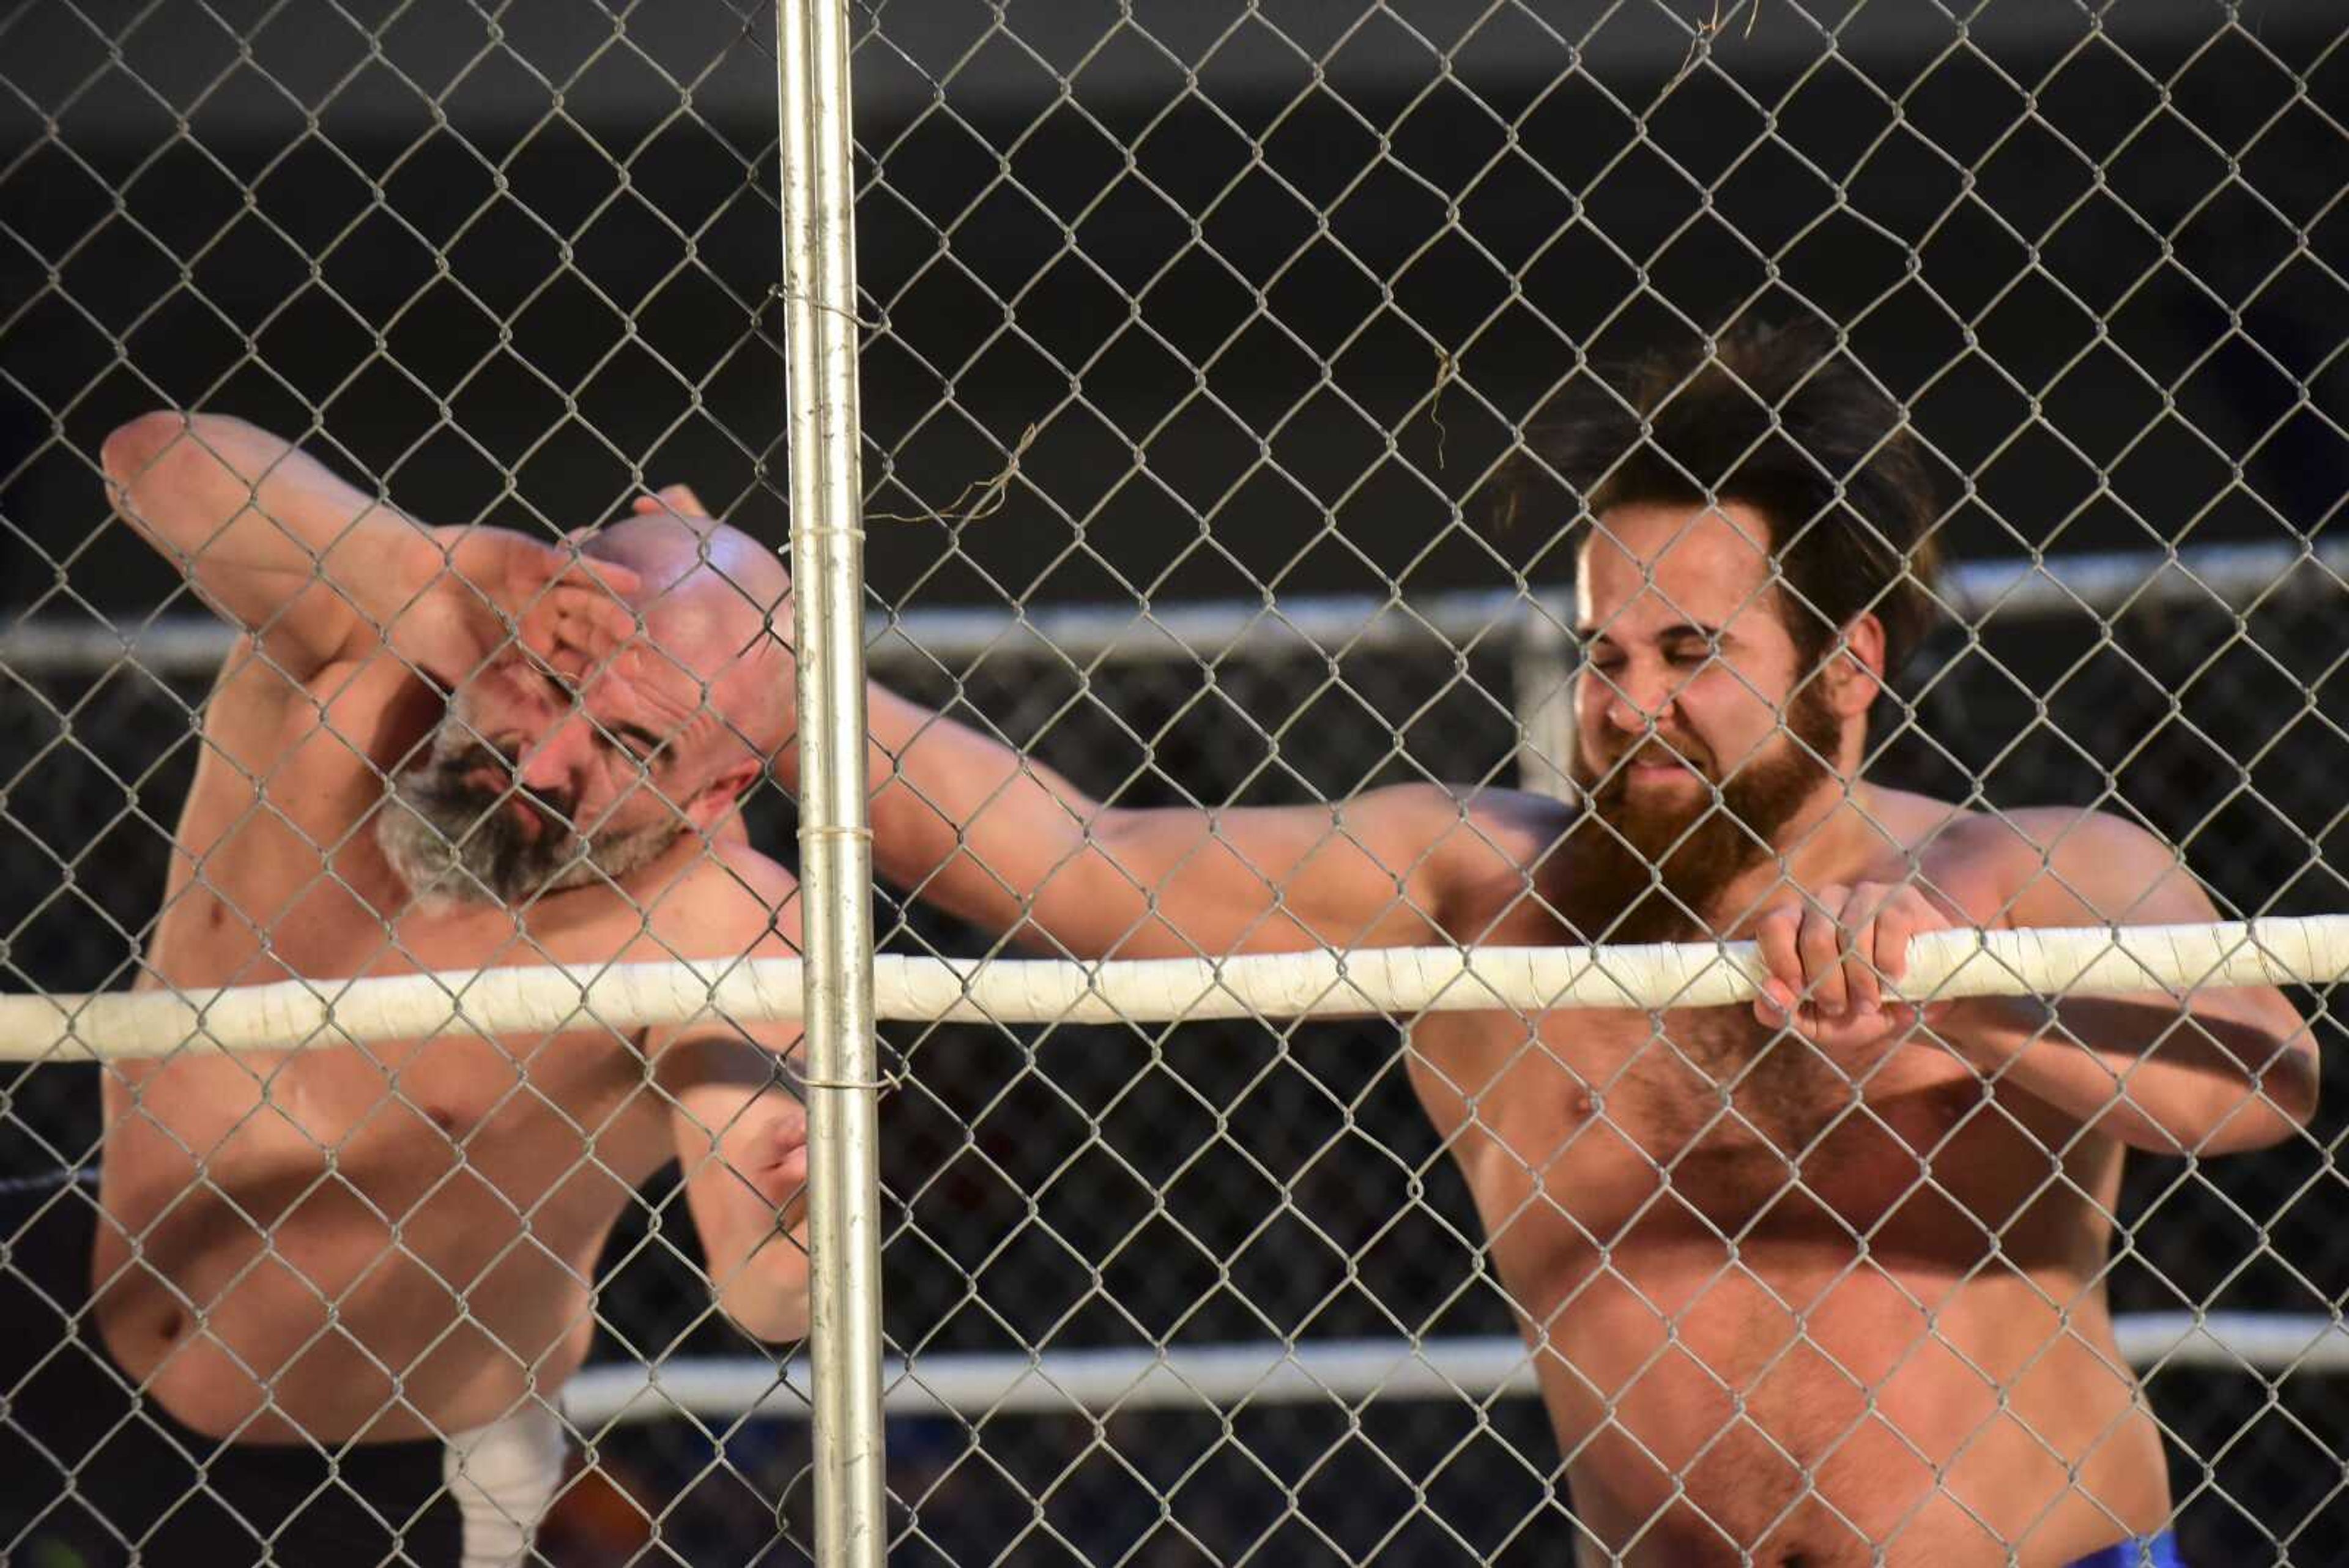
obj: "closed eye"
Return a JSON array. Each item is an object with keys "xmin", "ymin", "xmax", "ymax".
[{"xmin": 607, "ymin": 723, "xmax": 667, "ymax": 767}]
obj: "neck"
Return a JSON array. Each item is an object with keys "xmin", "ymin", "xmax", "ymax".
[{"xmin": 1706, "ymin": 771, "xmax": 1885, "ymax": 930}]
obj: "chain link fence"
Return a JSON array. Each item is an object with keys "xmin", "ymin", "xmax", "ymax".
[{"xmin": 6, "ymin": 1, "xmax": 2346, "ymax": 1564}]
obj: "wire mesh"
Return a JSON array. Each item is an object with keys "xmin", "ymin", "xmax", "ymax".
[{"xmin": 5, "ymin": 1, "xmax": 2347, "ymax": 1565}]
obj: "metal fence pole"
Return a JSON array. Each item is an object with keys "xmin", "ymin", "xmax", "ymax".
[{"xmin": 777, "ymin": 0, "xmax": 886, "ymax": 1561}]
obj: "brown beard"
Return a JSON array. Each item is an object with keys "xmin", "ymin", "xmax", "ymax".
[{"xmin": 1543, "ymin": 680, "xmax": 1841, "ymax": 945}]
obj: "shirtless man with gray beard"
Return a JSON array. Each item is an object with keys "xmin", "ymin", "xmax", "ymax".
[
  {"xmin": 759, "ymin": 324, "xmax": 2312, "ymax": 1565},
  {"xmin": 0, "ymin": 417, "xmax": 808, "ymax": 1567}
]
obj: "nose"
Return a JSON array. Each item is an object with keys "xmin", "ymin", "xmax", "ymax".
[
  {"xmin": 513, "ymin": 712, "xmax": 592, "ymax": 801},
  {"xmin": 1601, "ymin": 661, "xmax": 1673, "ymax": 735}
]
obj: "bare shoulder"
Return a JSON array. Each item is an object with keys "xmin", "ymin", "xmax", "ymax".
[
  {"xmin": 630, "ymin": 839, "xmax": 806, "ymax": 1062},
  {"xmin": 1455, "ymin": 785, "xmax": 1579, "ymax": 865},
  {"xmin": 628, "ymin": 836, "xmax": 804, "ymax": 957},
  {"xmin": 1428, "ymin": 785, "xmax": 1579, "ymax": 936},
  {"xmin": 1912, "ymin": 799, "xmax": 2210, "ymax": 927}
]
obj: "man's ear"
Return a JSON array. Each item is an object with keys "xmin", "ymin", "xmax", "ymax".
[
  {"xmin": 688, "ymin": 758, "xmax": 762, "ymax": 831},
  {"xmin": 1824, "ymin": 613, "xmax": 1887, "ymax": 718}
]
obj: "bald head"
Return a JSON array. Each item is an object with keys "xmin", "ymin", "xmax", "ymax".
[{"xmin": 582, "ymin": 513, "xmax": 792, "ymax": 754}]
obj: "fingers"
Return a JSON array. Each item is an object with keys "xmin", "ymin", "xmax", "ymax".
[
  {"xmin": 1796, "ymin": 895, "xmax": 1849, "ymax": 1017},
  {"xmin": 507, "ymin": 536, "xmax": 636, "ymax": 609},
  {"xmin": 1753, "ymin": 882, "xmax": 1929, "ymax": 1036},
  {"xmin": 553, "ymin": 546, "xmax": 640, "ymax": 603},
  {"xmin": 521, "ymin": 538, "xmax": 640, "ymax": 651},
  {"xmin": 1872, "ymin": 891, "xmax": 1917, "ymax": 990},
  {"xmin": 634, "ymin": 483, "xmax": 711, "ymax": 519},
  {"xmin": 517, "ymin": 583, "xmax": 640, "ymax": 679},
  {"xmin": 1839, "ymin": 888, "xmax": 1882, "ymax": 1017},
  {"xmin": 553, "ymin": 576, "xmax": 640, "ymax": 644},
  {"xmin": 565, "ymin": 593, "xmax": 638, "ymax": 657},
  {"xmin": 1753, "ymin": 905, "xmax": 1802, "ymax": 1024}
]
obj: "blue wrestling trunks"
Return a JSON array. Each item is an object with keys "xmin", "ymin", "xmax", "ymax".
[{"xmin": 2068, "ymin": 1532, "xmax": 2188, "ymax": 1567}]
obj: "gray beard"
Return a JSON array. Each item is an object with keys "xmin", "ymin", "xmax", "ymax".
[{"xmin": 374, "ymin": 729, "xmax": 684, "ymax": 910}]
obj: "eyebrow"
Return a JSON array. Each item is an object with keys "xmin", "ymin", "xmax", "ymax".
[
  {"xmin": 606, "ymin": 720, "xmax": 668, "ymax": 757},
  {"xmin": 533, "ymin": 667, "xmax": 669, "ymax": 758},
  {"xmin": 1576, "ymin": 621, "xmax": 1733, "ymax": 644}
]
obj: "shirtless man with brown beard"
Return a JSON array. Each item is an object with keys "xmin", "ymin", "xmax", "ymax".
[
  {"xmin": 0, "ymin": 418, "xmax": 808, "ymax": 1567},
  {"xmin": 760, "ymin": 324, "xmax": 2313, "ymax": 1565}
]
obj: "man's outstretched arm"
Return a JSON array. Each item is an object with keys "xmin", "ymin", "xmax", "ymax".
[
  {"xmin": 622, "ymin": 483, "xmax": 1544, "ymax": 964},
  {"xmin": 103, "ymin": 412, "xmax": 633, "ymax": 683},
  {"xmin": 820, "ymin": 682, "xmax": 1532, "ymax": 962}
]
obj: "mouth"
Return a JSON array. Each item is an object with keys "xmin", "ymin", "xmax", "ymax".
[
  {"xmin": 1620, "ymin": 749, "xmax": 1701, "ymax": 784},
  {"xmin": 505, "ymin": 795, "xmax": 546, "ymax": 839}
]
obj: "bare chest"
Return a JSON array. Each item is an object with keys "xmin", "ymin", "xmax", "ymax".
[
  {"xmin": 130, "ymin": 893, "xmax": 680, "ymax": 1173},
  {"xmin": 1411, "ymin": 1006, "xmax": 2001, "ymax": 1249},
  {"xmin": 1609, "ymin": 1006, "xmax": 1874, "ymax": 1159}
]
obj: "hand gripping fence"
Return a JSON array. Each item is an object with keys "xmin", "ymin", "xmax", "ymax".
[{"xmin": 7, "ymin": 919, "xmax": 2348, "ymax": 1059}]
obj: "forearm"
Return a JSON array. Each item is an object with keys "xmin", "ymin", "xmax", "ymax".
[
  {"xmin": 781, "ymin": 680, "xmax": 1158, "ymax": 949},
  {"xmin": 103, "ymin": 412, "xmax": 444, "ymax": 662},
  {"xmin": 1945, "ymin": 990, "xmax": 2316, "ymax": 1154},
  {"xmin": 662, "ymin": 1042, "xmax": 817, "ymax": 1343},
  {"xmin": 775, "ymin": 681, "xmax": 1474, "ymax": 958},
  {"xmin": 678, "ymin": 1131, "xmax": 813, "ymax": 1343}
]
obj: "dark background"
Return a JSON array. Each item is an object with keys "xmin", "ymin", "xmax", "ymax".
[{"xmin": 4, "ymin": 1, "xmax": 2346, "ymax": 1563}]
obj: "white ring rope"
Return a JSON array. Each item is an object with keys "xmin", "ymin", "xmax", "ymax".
[
  {"xmin": 559, "ymin": 1316, "xmax": 2349, "ymax": 1429},
  {"xmin": 4, "ymin": 918, "xmax": 2345, "ymax": 1062}
]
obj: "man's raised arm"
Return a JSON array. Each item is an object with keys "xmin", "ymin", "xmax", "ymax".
[{"xmin": 103, "ymin": 412, "xmax": 631, "ymax": 683}]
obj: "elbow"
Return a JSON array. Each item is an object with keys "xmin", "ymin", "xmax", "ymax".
[
  {"xmin": 102, "ymin": 411, "xmax": 216, "ymax": 551},
  {"xmin": 101, "ymin": 409, "xmax": 193, "ymax": 489},
  {"xmin": 2258, "ymin": 1042, "xmax": 2321, "ymax": 1135},
  {"xmin": 2180, "ymin": 1045, "xmax": 2318, "ymax": 1156}
]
